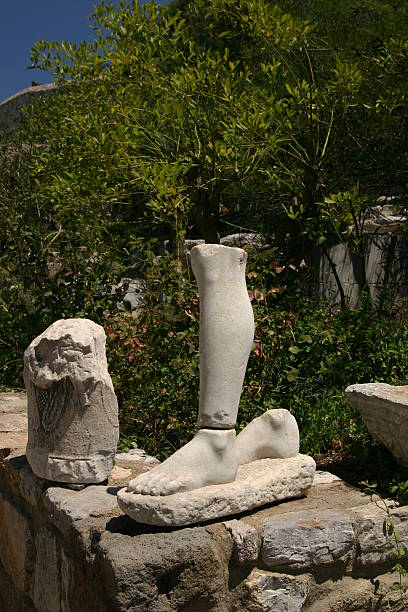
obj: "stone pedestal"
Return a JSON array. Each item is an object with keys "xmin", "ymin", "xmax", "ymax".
[
  {"xmin": 24, "ymin": 319, "xmax": 119, "ymax": 483},
  {"xmin": 117, "ymin": 454, "xmax": 316, "ymax": 526}
]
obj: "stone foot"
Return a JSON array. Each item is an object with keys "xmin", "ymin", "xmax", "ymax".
[
  {"xmin": 117, "ymin": 454, "xmax": 316, "ymax": 526},
  {"xmin": 236, "ymin": 409, "xmax": 299, "ymax": 465},
  {"xmin": 127, "ymin": 429, "xmax": 238, "ymax": 496}
]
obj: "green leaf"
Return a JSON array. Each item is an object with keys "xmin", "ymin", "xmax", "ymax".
[
  {"xmin": 287, "ymin": 368, "xmax": 299, "ymax": 382},
  {"xmin": 289, "ymin": 346, "xmax": 301, "ymax": 354}
]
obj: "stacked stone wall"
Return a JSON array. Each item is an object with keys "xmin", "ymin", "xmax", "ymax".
[{"xmin": 1, "ymin": 392, "xmax": 408, "ymax": 611}]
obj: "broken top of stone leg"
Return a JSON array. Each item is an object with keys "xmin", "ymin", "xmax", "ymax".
[{"xmin": 24, "ymin": 318, "xmax": 119, "ymax": 483}]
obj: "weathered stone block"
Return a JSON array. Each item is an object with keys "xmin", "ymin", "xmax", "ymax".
[
  {"xmin": 353, "ymin": 502, "xmax": 408, "ymax": 569},
  {"xmin": 0, "ymin": 411, "xmax": 28, "ymax": 451},
  {"xmin": 0, "ymin": 492, "xmax": 33, "ymax": 592},
  {"xmin": 24, "ymin": 318, "xmax": 119, "ymax": 483},
  {"xmin": 223, "ymin": 519, "xmax": 260, "ymax": 566},
  {"xmin": 32, "ymin": 528, "xmax": 60, "ymax": 612},
  {"xmin": 96, "ymin": 527, "xmax": 231, "ymax": 611},
  {"xmin": 245, "ymin": 569, "xmax": 309, "ymax": 612},
  {"xmin": 262, "ymin": 508, "xmax": 355, "ymax": 569},
  {"xmin": 346, "ymin": 383, "xmax": 408, "ymax": 466},
  {"xmin": 44, "ymin": 485, "xmax": 120, "ymax": 535}
]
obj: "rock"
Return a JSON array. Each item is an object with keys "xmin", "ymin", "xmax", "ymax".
[
  {"xmin": 96, "ymin": 526, "xmax": 232, "ymax": 611},
  {"xmin": 44, "ymin": 485, "xmax": 119, "ymax": 535},
  {"xmin": 313, "ymin": 470, "xmax": 342, "ymax": 485},
  {"xmin": 0, "ymin": 493, "xmax": 33, "ymax": 591},
  {"xmin": 245, "ymin": 570, "xmax": 309, "ymax": 612},
  {"xmin": 19, "ymin": 463, "xmax": 44, "ymax": 506},
  {"xmin": 352, "ymin": 501, "xmax": 408, "ymax": 569},
  {"xmin": 220, "ymin": 233, "xmax": 264, "ymax": 249},
  {"xmin": 0, "ymin": 411, "xmax": 28, "ymax": 451},
  {"xmin": 32, "ymin": 528, "xmax": 60, "ymax": 612},
  {"xmin": 113, "ymin": 277, "xmax": 148, "ymax": 311},
  {"xmin": 223, "ymin": 519, "xmax": 260, "ymax": 566},
  {"xmin": 0, "ymin": 392, "xmax": 28, "ymax": 455},
  {"xmin": 0, "ymin": 82, "xmax": 58, "ymax": 133},
  {"xmin": 115, "ymin": 448, "xmax": 160, "ymax": 465},
  {"xmin": 346, "ymin": 383, "xmax": 408, "ymax": 466},
  {"xmin": 0, "ymin": 391, "xmax": 27, "ymax": 414},
  {"xmin": 109, "ymin": 465, "xmax": 132, "ymax": 483},
  {"xmin": 262, "ymin": 508, "xmax": 355, "ymax": 570},
  {"xmin": 24, "ymin": 318, "xmax": 119, "ymax": 483},
  {"xmin": 236, "ymin": 409, "xmax": 299, "ymax": 464},
  {"xmin": 117, "ymin": 454, "xmax": 316, "ymax": 527}
]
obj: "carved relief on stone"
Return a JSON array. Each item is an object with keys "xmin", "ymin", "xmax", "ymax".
[{"xmin": 24, "ymin": 318, "xmax": 119, "ymax": 483}]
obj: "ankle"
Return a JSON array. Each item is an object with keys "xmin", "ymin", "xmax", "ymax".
[{"xmin": 196, "ymin": 428, "xmax": 236, "ymax": 452}]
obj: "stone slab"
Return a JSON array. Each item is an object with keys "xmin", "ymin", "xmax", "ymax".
[
  {"xmin": 223, "ymin": 519, "xmax": 260, "ymax": 566},
  {"xmin": 352, "ymin": 501, "xmax": 408, "ymax": 568},
  {"xmin": 0, "ymin": 410, "xmax": 28, "ymax": 453},
  {"xmin": 245, "ymin": 570, "xmax": 309, "ymax": 612},
  {"xmin": 0, "ymin": 493, "xmax": 33, "ymax": 592},
  {"xmin": 0, "ymin": 413, "xmax": 27, "ymax": 433},
  {"xmin": 313, "ymin": 470, "xmax": 342, "ymax": 485},
  {"xmin": 0, "ymin": 391, "xmax": 27, "ymax": 414},
  {"xmin": 346, "ymin": 383, "xmax": 408, "ymax": 466},
  {"xmin": 262, "ymin": 508, "xmax": 355, "ymax": 570},
  {"xmin": 44, "ymin": 485, "xmax": 120, "ymax": 534},
  {"xmin": 117, "ymin": 454, "xmax": 316, "ymax": 527}
]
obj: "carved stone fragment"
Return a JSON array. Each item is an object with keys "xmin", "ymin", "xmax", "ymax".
[{"xmin": 24, "ymin": 318, "xmax": 119, "ymax": 483}]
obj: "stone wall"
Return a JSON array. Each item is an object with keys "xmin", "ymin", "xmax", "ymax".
[
  {"xmin": 1, "ymin": 391, "xmax": 408, "ymax": 611},
  {"xmin": 313, "ymin": 234, "xmax": 408, "ymax": 309},
  {"xmin": 0, "ymin": 83, "xmax": 57, "ymax": 133}
]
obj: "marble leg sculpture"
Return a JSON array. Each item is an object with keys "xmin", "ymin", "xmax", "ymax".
[
  {"xmin": 127, "ymin": 244, "xmax": 254, "ymax": 495},
  {"xmin": 118, "ymin": 244, "xmax": 316, "ymax": 526}
]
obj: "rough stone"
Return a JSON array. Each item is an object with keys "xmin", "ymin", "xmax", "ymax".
[
  {"xmin": 244, "ymin": 570, "xmax": 309, "ymax": 612},
  {"xmin": 313, "ymin": 470, "xmax": 342, "ymax": 485},
  {"xmin": 352, "ymin": 501, "xmax": 408, "ymax": 569},
  {"xmin": 0, "ymin": 82, "xmax": 58, "ymax": 132},
  {"xmin": 262, "ymin": 508, "xmax": 355, "ymax": 570},
  {"xmin": 0, "ymin": 492, "xmax": 33, "ymax": 591},
  {"xmin": 0, "ymin": 394, "xmax": 28, "ymax": 452},
  {"xmin": 96, "ymin": 526, "xmax": 232, "ymax": 611},
  {"xmin": 0, "ymin": 411, "xmax": 28, "ymax": 451},
  {"xmin": 44, "ymin": 485, "xmax": 119, "ymax": 535},
  {"xmin": 117, "ymin": 454, "xmax": 316, "ymax": 527},
  {"xmin": 115, "ymin": 448, "xmax": 159, "ymax": 465},
  {"xmin": 220, "ymin": 232, "xmax": 264, "ymax": 249},
  {"xmin": 306, "ymin": 573, "xmax": 408, "ymax": 612},
  {"xmin": 19, "ymin": 463, "xmax": 45, "ymax": 506},
  {"xmin": 113, "ymin": 277, "xmax": 148, "ymax": 311},
  {"xmin": 346, "ymin": 382, "xmax": 408, "ymax": 465},
  {"xmin": 32, "ymin": 528, "xmax": 61, "ymax": 612},
  {"xmin": 223, "ymin": 519, "xmax": 260, "ymax": 565},
  {"xmin": 0, "ymin": 557, "xmax": 26, "ymax": 612},
  {"xmin": 24, "ymin": 318, "xmax": 119, "ymax": 483},
  {"xmin": 0, "ymin": 391, "xmax": 27, "ymax": 414}
]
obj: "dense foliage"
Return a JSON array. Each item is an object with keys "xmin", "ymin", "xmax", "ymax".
[
  {"xmin": 109, "ymin": 244, "xmax": 408, "ymax": 464},
  {"xmin": 1, "ymin": 0, "xmax": 408, "ymax": 472}
]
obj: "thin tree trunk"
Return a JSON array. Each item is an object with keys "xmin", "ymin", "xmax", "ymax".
[{"xmin": 321, "ymin": 243, "xmax": 346, "ymax": 310}]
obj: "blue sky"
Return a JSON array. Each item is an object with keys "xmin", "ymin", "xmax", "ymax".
[{"xmin": 0, "ymin": 1, "xmax": 166, "ymax": 103}]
